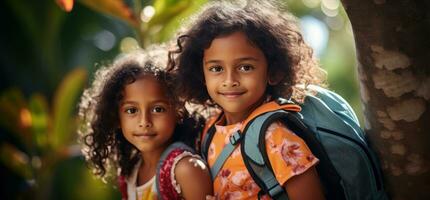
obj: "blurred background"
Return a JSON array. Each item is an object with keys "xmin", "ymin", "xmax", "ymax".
[{"xmin": 0, "ymin": 0, "xmax": 359, "ymax": 199}]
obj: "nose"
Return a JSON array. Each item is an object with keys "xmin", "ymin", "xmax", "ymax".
[
  {"xmin": 138, "ymin": 112, "xmax": 152, "ymax": 128},
  {"xmin": 222, "ymin": 70, "xmax": 239, "ymax": 87}
]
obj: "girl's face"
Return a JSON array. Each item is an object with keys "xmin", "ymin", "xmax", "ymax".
[
  {"xmin": 203, "ymin": 31, "xmax": 269, "ymax": 124},
  {"xmin": 118, "ymin": 75, "xmax": 177, "ymax": 153}
]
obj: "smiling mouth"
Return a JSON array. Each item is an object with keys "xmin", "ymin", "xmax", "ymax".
[
  {"xmin": 133, "ymin": 133, "xmax": 157, "ymax": 139},
  {"xmin": 219, "ymin": 91, "xmax": 245, "ymax": 98}
]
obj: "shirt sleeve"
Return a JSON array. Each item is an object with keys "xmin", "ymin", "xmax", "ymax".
[{"xmin": 265, "ymin": 121, "xmax": 319, "ymax": 185}]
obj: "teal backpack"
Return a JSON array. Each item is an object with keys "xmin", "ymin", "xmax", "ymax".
[{"xmin": 201, "ymin": 86, "xmax": 388, "ymax": 200}]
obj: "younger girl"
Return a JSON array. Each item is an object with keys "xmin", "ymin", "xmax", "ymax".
[
  {"xmin": 78, "ymin": 49, "xmax": 212, "ymax": 200},
  {"xmin": 170, "ymin": 1, "xmax": 326, "ymax": 200}
]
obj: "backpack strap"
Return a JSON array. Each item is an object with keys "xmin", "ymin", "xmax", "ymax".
[
  {"xmin": 200, "ymin": 113, "xmax": 223, "ymax": 161},
  {"xmin": 201, "ymin": 112, "xmax": 245, "ymax": 180},
  {"xmin": 200, "ymin": 125, "xmax": 214, "ymax": 161},
  {"xmin": 201, "ymin": 102, "xmax": 300, "ymax": 161},
  {"xmin": 241, "ymin": 110, "xmax": 289, "ymax": 200},
  {"xmin": 210, "ymin": 130, "xmax": 242, "ymax": 180},
  {"xmin": 201, "ymin": 102, "xmax": 301, "ymax": 184},
  {"xmin": 241, "ymin": 105, "xmax": 345, "ymax": 200}
]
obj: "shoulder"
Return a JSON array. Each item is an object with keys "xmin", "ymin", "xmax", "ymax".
[
  {"xmin": 264, "ymin": 120, "xmax": 297, "ymax": 139},
  {"xmin": 262, "ymin": 121, "xmax": 319, "ymax": 186},
  {"xmin": 263, "ymin": 120, "xmax": 316, "ymax": 163},
  {"xmin": 174, "ymin": 155, "xmax": 213, "ymax": 199},
  {"xmin": 174, "ymin": 155, "xmax": 209, "ymax": 179}
]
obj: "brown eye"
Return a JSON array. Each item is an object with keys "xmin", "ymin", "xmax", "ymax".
[
  {"xmin": 125, "ymin": 107, "xmax": 138, "ymax": 114},
  {"xmin": 208, "ymin": 65, "xmax": 223, "ymax": 73},
  {"xmin": 152, "ymin": 106, "xmax": 166, "ymax": 113},
  {"xmin": 238, "ymin": 64, "xmax": 254, "ymax": 72}
]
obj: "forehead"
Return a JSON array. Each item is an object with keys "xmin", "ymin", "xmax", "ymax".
[
  {"xmin": 203, "ymin": 31, "xmax": 264, "ymax": 60},
  {"xmin": 121, "ymin": 76, "xmax": 170, "ymax": 101}
]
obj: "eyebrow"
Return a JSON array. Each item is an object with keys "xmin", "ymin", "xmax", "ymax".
[
  {"xmin": 120, "ymin": 101, "xmax": 137, "ymax": 106},
  {"xmin": 204, "ymin": 57, "xmax": 259, "ymax": 65},
  {"xmin": 153, "ymin": 100, "xmax": 170, "ymax": 105},
  {"xmin": 120, "ymin": 100, "xmax": 170, "ymax": 106}
]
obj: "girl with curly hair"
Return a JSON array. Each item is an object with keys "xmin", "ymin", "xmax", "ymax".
[
  {"xmin": 78, "ymin": 48, "xmax": 212, "ymax": 200},
  {"xmin": 168, "ymin": 1, "xmax": 326, "ymax": 199}
]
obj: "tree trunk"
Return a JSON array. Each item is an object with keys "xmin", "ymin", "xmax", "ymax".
[{"xmin": 340, "ymin": 0, "xmax": 430, "ymax": 199}]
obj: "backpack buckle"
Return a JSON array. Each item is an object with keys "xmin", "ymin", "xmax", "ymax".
[
  {"xmin": 229, "ymin": 131, "xmax": 242, "ymax": 145},
  {"xmin": 276, "ymin": 97, "xmax": 294, "ymax": 105}
]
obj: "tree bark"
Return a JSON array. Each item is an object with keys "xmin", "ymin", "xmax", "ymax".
[{"xmin": 340, "ymin": 0, "xmax": 430, "ymax": 199}]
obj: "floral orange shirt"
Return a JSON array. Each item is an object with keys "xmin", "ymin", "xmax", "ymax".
[{"xmin": 206, "ymin": 103, "xmax": 319, "ymax": 200}]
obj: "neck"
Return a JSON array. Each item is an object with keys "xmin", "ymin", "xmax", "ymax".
[
  {"xmin": 137, "ymin": 143, "xmax": 170, "ymax": 185},
  {"xmin": 140, "ymin": 139, "xmax": 172, "ymax": 166},
  {"xmin": 224, "ymin": 110, "xmax": 252, "ymax": 125},
  {"xmin": 224, "ymin": 96, "xmax": 267, "ymax": 125},
  {"xmin": 140, "ymin": 150, "xmax": 163, "ymax": 168}
]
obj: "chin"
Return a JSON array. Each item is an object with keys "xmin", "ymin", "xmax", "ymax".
[
  {"xmin": 222, "ymin": 106, "xmax": 247, "ymax": 115},
  {"xmin": 135, "ymin": 145, "xmax": 153, "ymax": 152}
]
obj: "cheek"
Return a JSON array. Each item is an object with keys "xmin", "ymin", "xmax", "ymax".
[
  {"xmin": 206, "ymin": 80, "xmax": 217, "ymax": 91},
  {"xmin": 118, "ymin": 115, "xmax": 127, "ymax": 129},
  {"xmin": 161, "ymin": 115, "xmax": 178, "ymax": 134},
  {"xmin": 203, "ymin": 75, "xmax": 217, "ymax": 89},
  {"xmin": 202, "ymin": 69, "xmax": 216, "ymax": 82}
]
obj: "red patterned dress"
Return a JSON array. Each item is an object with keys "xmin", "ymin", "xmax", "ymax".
[{"xmin": 119, "ymin": 142, "xmax": 203, "ymax": 200}]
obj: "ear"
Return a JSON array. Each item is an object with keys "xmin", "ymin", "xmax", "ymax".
[{"xmin": 268, "ymin": 70, "xmax": 285, "ymax": 86}]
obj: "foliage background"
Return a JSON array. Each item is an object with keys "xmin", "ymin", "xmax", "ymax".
[{"xmin": 0, "ymin": 0, "xmax": 358, "ymax": 199}]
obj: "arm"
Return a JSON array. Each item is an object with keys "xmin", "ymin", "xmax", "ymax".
[
  {"xmin": 175, "ymin": 156, "xmax": 213, "ymax": 200},
  {"xmin": 265, "ymin": 121, "xmax": 325, "ymax": 200},
  {"xmin": 283, "ymin": 166, "xmax": 325, "ymax": 200}
]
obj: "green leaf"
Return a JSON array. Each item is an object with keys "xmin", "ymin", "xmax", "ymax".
[
  {"xmin": 51, "ymin": 68, "xmax": 87, "ymax": 149},
  {"xmin": 142, "ymin": 0, "xmax": 207, "ymax": 44},
  {"xmin": 148, "ymin": 0, "xmax": 191, "ymax": 26},
  {"xmin": 29, "ymin": 94, "xmax": 49, "ymax": 150},
  {"xmin": 152, "ymin": 0, "xmax": 165, "ymax": 12}
]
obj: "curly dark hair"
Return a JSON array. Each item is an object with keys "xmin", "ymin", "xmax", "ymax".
[
  {"xmin": 78, "ymin": 48, "xmax": 204, "ymax": 182},
  {"xmin": 168, "ymin": 0, "xmax": 326, "ymax": 106}
]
